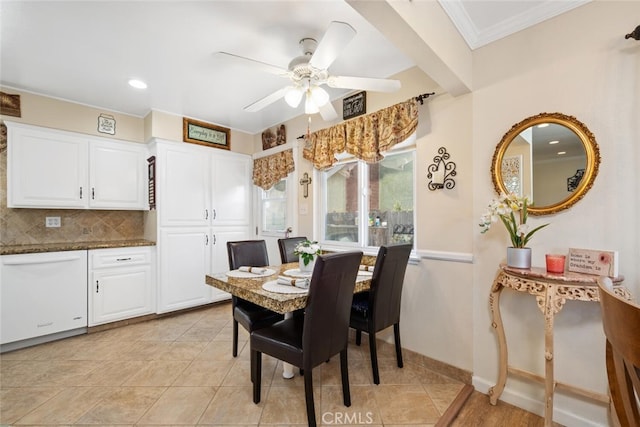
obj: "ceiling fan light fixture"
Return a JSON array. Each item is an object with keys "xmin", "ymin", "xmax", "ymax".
[
  {"xmin": 304, "ymin": 94, "xmax": 320, "ymax": 114},
  {"xmin": 284, "ymin": 86, "xmax": 304, "ymax": 107},
  {"xmin": 309, "ymin": 85, "xmax": 329, "ymax": 107}
]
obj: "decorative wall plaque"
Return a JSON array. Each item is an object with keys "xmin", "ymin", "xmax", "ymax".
[
  {"xmin": 183, "ymin": 117, "xmax": 230, "ymax": 150},
  {"xmin": 0, "ymin": 91, "xmax": 21, "ymax": 117},
  {"xmin": 343, "ymin": 91, "xmax": 366, "ymax": 120},
  {"xmin": 97, "ymin": 114, "xmax": 116, "ymax": 135}
]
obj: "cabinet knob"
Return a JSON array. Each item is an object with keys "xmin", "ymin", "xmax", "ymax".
[
  {"xmin": 92, "ymin": 188, "xmax": 95, "ymax": 199},
  {"xmin": 80, "ymin": 187, "xmax": 83, "ymax": 199},
  {"xmin": 96, "ymin": 280, "xmax": 99, "ymax": 293}
]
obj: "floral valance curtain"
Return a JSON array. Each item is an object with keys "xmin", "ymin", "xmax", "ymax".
[
  {"xmin": 252, "ymin": 148, "xmax": 295, "ymax": 190},
  {"xmin": 303, "ymin": 98, "xmax": 419, "ymax": 170}
]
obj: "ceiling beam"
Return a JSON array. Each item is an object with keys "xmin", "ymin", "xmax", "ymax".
[{"xmin": 347, "ymin": 0, "xmax": 472, "ymax": 96}]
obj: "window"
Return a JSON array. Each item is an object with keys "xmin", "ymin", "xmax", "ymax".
[
  {"xmin": 320, "ymin": 149, "xmax": 415, "ymax": 249},
  {"xmin": 260, "ymin": 179, "xmax": 287, "ymax": 234}
]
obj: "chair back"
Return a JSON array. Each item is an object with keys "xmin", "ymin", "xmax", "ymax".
[
  {"xmin": 303, "ymin": 251, "xmax": 362, "ymax": 368},
  {"xmin": 227, "ymin": 240, "xmax": 270, "ymax": 270},
  {"xmin": 369, "ymin": 244, "xmax": 412, "ymax": 331},
  {"xmin": 597, "ymin": 277, "xmax": 640, "ymax": 427},
  {"xmin": 278, "ymin": 236, "xmax": 308, "ymax": 264}
]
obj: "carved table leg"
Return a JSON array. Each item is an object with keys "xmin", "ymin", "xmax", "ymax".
[
  {"xmin": 488, "ymin": 274, "xmax": 507, "ymax": 405},
  {"xmin": 543, "ymin": 284, "xmax": 557, "ymax": 427}
]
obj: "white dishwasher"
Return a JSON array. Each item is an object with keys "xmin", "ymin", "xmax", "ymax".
[{"xmin": 0, "ymin": 250, "xmax": 87, "ymax": 349}]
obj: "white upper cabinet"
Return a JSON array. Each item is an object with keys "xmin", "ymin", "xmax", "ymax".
[
  {"xmin": 157, "ymin": 142, "xmax": 210, "ymax": 227},
  {"xmin": 89, "ymin": 140, "xmax": 147, "ymax": 209},
  {"xmin": 211, "ymin": 153, "xmax": 252, "ymax": 226},
  {"xmin": 6, "ymin": 121, "xmax": 148, "ymax": 210},
  {"xmin": 8, "ymin": 124, "xmax": 88, "ymax": 208},
  {"xmin": 156, "ymin": 140, "xmax": 251, "ymax": 227}
]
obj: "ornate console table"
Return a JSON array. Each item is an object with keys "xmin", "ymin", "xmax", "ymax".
[{"xmin": 488, "ymin": 264, "xmax": 631, "ymax": 427}]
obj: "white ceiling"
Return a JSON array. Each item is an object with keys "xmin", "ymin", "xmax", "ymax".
[{"xmin": 0, "ymin": 1, "xmax": 590, "ymax": 135}]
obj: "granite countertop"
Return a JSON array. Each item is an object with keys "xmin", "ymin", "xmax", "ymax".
[{"xmin": 0, "ymin": 239, "xmax": 156, "ymax": 255}]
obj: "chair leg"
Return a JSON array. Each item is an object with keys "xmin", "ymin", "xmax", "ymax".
[
  {"xmin": 340, "ymin": 349, "xmax": 351, "ymax": 407},
  {"xmin": 303, "ymin": 367, "xmax": 317, "ymax": 427},
  {"xmin": 251, "ymin": 349, "xmax": 262, "ymax": 403},
  {"xmin": 232, "ymin": 319, "xmax": 239, "ymax": 357},
  {"xmin": 368, "ymin": 330, "xmax": 380, "ymax": 385},
  {"xmin": 394, "ymin": 323, "xmax": 404, "ymax": 368},
  {"xmin": 355, "ymin": 329, "xmax": 362, "ymax": 345}
]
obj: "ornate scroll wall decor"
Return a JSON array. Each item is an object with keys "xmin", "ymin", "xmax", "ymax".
[{"xmin": 427, "ymin": 147, "xmax": 456, "ymax": 190}]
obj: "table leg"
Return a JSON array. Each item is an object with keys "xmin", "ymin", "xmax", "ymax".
[
  {"xmin": 543, "ymin": 285, "xmax": 556, "ymax": 426},
  {"xmin": 282, "ymin": 312, "xmax": 295, "ymax": 379},
  {"xmin": 488, "ymin": 275, "xmax": 507, "ymax": 405}
]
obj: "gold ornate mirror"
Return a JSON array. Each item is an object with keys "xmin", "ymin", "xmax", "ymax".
[{"xmin": 491, "ymin": 112, "xmax": 600, "ymax": 216}]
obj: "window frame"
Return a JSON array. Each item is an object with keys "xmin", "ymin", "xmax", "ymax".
[{"xmin": 315, "ymin": 147, "xmax": 417, "ymax": 253}]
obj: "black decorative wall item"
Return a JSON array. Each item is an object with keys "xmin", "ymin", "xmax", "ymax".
[
  {"xmin": 427, "ymin": 147, "xmax": 456, "ymax": 190},
  {"xmin": 567, "ymin": 169, "xmax": 585, "ymax": 192}
]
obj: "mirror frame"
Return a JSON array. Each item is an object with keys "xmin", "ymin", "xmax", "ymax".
[{"xmin": 491, "ymin": 112, "xmax": 600, "ymax": 216}]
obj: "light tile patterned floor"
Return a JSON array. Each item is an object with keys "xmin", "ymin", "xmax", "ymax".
[{"xmin": 0, "ymin": 302, "xmax": 464, "ymax": 425}]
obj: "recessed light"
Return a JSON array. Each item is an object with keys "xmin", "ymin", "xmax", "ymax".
[
  {"xmin": 557, "ymin": 151, "xmax": 566, "ymax": 155},
  {"xmin": 537, "ymin": 123, "xmax": 549, "ymax": 128},
  {"xmin": 128, "ymin": 79, "xmax": 147, "ymax": 89},
  {"xmin": 549, "ymin": 140, "xmax": 559, "ymax": 145}
]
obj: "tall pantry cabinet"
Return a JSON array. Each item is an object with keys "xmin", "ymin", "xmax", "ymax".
[{"xmin": 151, "ymin": 139, "xmax": 252, "ymax": 313}]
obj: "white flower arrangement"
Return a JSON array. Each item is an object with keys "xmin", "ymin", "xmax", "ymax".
[
  {"xmin": 479, "ymin": 193, "xmax": 549, "ymax": 248},
  {"xmin": 294, "ymin": 240, "xmax": 321, "ymax": 266}
]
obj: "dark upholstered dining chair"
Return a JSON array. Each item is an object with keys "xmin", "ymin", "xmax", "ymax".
[
  {"xmin": 250, "ymin": 251, "xmax": 363, "ymax": 427},
  {"xmin": 350, "ymin": 243, "xmax": 412, "ymax": 384},
  {"xmin": 277, "ymin": 236, "xmax": 308, "ymax": 264},
  {"xmin": 226, "ymin": 240, "xmax": 283, "ymax": 357},
  {"xmin": 597, "ymin": 277, "xmax": 640, "ymax": 427}
]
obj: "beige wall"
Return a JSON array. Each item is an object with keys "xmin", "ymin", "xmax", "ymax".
[{"xmin": 471, "ymin": 2, "xmax": 640, "ymax": 424}]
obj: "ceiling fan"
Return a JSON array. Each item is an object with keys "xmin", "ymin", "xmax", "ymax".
[{"xmin": 215, "ymin": 21, "xmax": 401, "ymax": 121}]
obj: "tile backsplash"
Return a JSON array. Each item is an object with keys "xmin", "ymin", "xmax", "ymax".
[{"xmin": 1, "ymin": 143, "xmax": 145, "ymax": 246}]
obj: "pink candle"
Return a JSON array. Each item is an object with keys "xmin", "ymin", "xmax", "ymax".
[{"xmin": 545, "ymin": 254, "xmax": 566, "ymax": 273}]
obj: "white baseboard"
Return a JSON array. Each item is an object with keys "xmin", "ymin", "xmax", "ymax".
[{"xmin": 473, "ymin": 376, "xmax": 609, "ymax": 427}]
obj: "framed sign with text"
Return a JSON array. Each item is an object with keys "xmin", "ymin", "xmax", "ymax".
[
  {"xmin": 183, "ymin": 117, "xmax": 230, "ymax": 150},
  {"xmin": 343, "ymin": 91, "xmax": 366, "ymax": 120}
]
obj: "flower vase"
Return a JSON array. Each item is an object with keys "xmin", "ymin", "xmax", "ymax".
[
  {"xmin": 506, "ymin": 247, "xmax": 531, "ymax": 269},
  {"xmin": 299, "ymin": 255, "xmax": 316, "ymax": 273}
]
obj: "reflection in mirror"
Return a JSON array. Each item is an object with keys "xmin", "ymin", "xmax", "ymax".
[{"xmin": 491, "ymin": 112, "xmax": 600, "ymax": 216}]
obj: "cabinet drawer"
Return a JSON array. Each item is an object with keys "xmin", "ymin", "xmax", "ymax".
[{"xmin": 90, "ymin": 247, "xmax": 152, "ymax": 268}]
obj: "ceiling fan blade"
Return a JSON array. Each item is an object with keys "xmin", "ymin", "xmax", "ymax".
[
  {"xmin": 327, "ymin": 75, "xmax": 401, "ymax": 93},
  {"xmin": 309, "ymin": 21, "xmax": 356, "ymax": 70},
  {"xmin": 243, "ymin": 87, "xmax": 288, "ymax": 112},
  {"xmin": 319, "ymin": 101, "xmax": 338, "ymax": 121},
  {"xmin": 214, "ymin": 52, "xmax": 290, "ymax": 77}
]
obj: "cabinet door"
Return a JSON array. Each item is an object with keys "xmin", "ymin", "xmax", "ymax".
[
  {"xmin": 7, "ymin": 124, "xmax": 88, "ymax": 208},
  {"xmin": 89, "ymin": 140, "xmax": 147, "ymax": 209},
  {"xmin": 209, "ymin": 226, "xmax": 249, "ymax": 298},
  {"xmin": 90, "ymin": 265, "xmax": 153, "ymax": 326},
  {"xmin": 157, "ymin": 228, "xmax": 211, "ymax": 313},
  {"xmin": 211, "ymin": 153, "xmax": 251, "ymax": 226},
  {"xmin": 158, "ymin": 144, "xmax": 210, "ymax": 227}
]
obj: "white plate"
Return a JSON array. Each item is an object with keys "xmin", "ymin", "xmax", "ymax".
[
  {"xmin": 262, "ymin": 280, "xmax": 308, "ymax": 294},
  {"xmin": 283, "ymin": 268, "xmax": 312, "ymax": 278},
  {"xmin": 226, "ymin": 268, "xmax": 276, "ymax": 278},
  {"xmin": 357, "ymin": 270, "xmax": 374, "ymax": 276}
]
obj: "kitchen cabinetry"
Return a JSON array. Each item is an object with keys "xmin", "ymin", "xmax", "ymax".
[
  {"xmin": 153, "ymin": 139, "xmax": 250, "ymax": 313},
  {"xmin": 0, "ymin": 251, "xmax": 88, "ymax": 348},
  {"xmin": 88, "ymin": 246, "xmax": 155, "ymax": 326},
  {"xmin": 6, "ymin": 121, "xmax": 147, "ymax": 210}
]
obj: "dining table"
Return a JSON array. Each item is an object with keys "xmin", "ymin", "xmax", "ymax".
[{"xmin": 205, "ymin": 261, "xmax": 373, "ymax": 378}]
